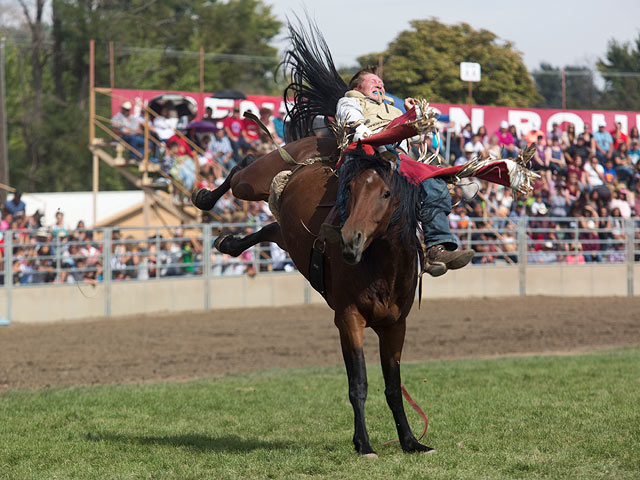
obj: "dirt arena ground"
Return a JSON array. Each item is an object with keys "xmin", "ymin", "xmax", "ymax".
[{"xmin": 1, "ymin": 296, "xmax": 640, "ymax": 392}]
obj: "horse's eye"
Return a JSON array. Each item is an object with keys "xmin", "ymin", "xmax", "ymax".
[{"xmin": 382, "ymin": 190, "xmax": 391, "ymax": 199}]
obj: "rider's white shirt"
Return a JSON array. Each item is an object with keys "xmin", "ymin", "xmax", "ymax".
[{"xmin": 336, "ymin": 97, "xmax": 373, "ymax": 129}]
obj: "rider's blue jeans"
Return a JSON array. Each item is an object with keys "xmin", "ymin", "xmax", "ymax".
[{"xmin": 420, "ymin": 177, "xmax": 459, "ymax": 249}]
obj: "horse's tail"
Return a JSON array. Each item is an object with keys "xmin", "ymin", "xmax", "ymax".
[{"xmin": 281, "ymin": 15, "xmax": 348, "ymax": 142}]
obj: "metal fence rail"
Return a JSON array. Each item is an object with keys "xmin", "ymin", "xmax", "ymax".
[
  {"xmin": 3, "ymin": 216, "xmax": 639, "ymax": 287},
  {"xmin": 1, "ymin": 216, "xmax": 638, "ymax": 319}
]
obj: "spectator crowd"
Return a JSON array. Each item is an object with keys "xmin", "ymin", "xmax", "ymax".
[
  {"xmin": 3, "ymin": 105, "xmax": 640, "ymax": 286},
  {"xmin": 434, "ymin": 118, "xmax": 640, "ymax": 264}
]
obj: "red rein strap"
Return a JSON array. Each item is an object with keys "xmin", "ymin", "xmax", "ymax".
[{"xmin": 383, "ymin": 383, "xmax": 429, "ymax": 445}]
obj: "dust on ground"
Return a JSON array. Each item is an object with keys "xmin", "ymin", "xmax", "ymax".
[{"xmin": 1, "ymin": 296, "xmax": 639, "ymax": 392}]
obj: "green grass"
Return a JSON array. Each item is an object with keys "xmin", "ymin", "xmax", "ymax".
[{"xmin": 1, "ymin": 348, "xmax": 639, "ymax": 479}]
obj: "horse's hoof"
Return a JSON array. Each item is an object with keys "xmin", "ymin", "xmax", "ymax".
[
  {"xmin": 191, "ymin": 188, "xmax": 211, "ymax": 210},
  {"xmin": 214, "ymin": 234, "xmax": 233, "ymax": 253},
  {"xmin": 361, "ymin": 452, "xmax": 379, "ymax": 459},
  {"xmin": 402, "ymin": 443, "xmax": 435, "ymax": 454}
]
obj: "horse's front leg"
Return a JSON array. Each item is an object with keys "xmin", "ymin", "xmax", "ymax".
[
  {"xmin": 336, "ymin": 310, "xmax": 376, "ymax": 457},
  {"xmin": 374, "ymin": 322, "xmax": 433, "ymax": 453}
]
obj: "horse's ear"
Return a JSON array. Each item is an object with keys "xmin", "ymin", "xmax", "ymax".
[{"xmin": 320, "ymin": 223, "xmax": 342, "ymax": 244}]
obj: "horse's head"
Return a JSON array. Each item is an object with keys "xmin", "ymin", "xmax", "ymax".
[{"xmin": 324, "ymin": 152, "xmax": 420, "ymax": 265}]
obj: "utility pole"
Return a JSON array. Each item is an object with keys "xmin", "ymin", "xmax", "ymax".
[{"xmin": 0, "ymin": 37, "xmax": 9, "ymax": 204}]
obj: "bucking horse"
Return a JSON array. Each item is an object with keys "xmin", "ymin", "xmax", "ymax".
[{"xmin": 191, "ymin": 18, "xmax": 538, "ymax": 456}]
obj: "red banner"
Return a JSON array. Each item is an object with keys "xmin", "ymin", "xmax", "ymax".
[{"xmin": 111, "ymin": 89, "xmax": 640, "ymax": 136}]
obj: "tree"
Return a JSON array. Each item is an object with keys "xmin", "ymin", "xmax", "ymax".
[
  {"xmin": 533, "ymin": 63, "xmax": 601, "ymax": 109},
  {"xmin": 598, "ymin": 34, "xmax": 640, "ymax": 110},
  {"xmin": 2, "ymin": 0, "xmax": 282, "ymax": 193},
  {"xmin": 357, "ymin": 19, "xmax": 542, "ymax": 107}
]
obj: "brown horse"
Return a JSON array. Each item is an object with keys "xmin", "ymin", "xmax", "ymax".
[
  {"xmin": 192, "ymin": 135, "xmax": 337, "ymax": 255},
  {"xmin": 195, "ymin": 147, "xmax": 431, "ymax": 456}
]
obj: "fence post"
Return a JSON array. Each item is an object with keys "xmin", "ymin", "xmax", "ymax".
[
  {"xmin": 517, "ymin": 216, "xmax": 527, "ymax": 296},
  {"xmin": 203, "ymin": 223, "xmax": 211, "ymax": 309},
  {"xmin": 103, "ymin": 228, "xmax": 112, "ymax": 317},
  {"xmin": 3, "ymin": 230, "xmax": 12, "ymax": 322},
  {"xmin": 626, "ymin": 217, "xmax": 634, "ymax": 297}
]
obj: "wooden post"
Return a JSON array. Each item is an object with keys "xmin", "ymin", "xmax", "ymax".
[
  {"xmin": 89, "ymin": 39, "xmax": 95, "ymax": 144},
  {"xmin": 468, "ymin": 81, "xmax": 473, "ymax": 105},
  {"xmin": 90, "ymin": 39, "xmax": 98, "ymax": 226},
  {"xmin": 92, "ymin": 153, "xmax": 99, "ymax": 226},
  {"xmin": 561, "ymin": 68, "xmax": 566, "ymax": 109},
  {"xmin": 377, "ymin": 54, "xmax": 383, "ymax": 79},
  {"xmin": 200, "ymin": 46, "xmax": 205, "ymax": 94},
  {"xmin": 109, "ymin": 41, "xmax": 114, "ymax": 89}
]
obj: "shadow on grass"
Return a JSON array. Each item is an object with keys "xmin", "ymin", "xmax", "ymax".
[{"xmin": 86, "ymin": 432, "xmax": 292, "ymax": 453}]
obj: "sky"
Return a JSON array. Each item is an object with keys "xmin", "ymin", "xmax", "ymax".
[{"xmin": 267, "ymin": 0, "xmax": 640, "ymax": 72}]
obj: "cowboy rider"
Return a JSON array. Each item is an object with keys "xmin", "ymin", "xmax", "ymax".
[{"xmin": 336, "ymin": 67, "xmax": 474, "ymax": 277}]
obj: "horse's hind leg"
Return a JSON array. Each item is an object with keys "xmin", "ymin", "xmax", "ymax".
[
  {"xmin": 374, "ymin": 322, "xmax": 433, "ymax": 453},
  {"xmin": 336, "ymin": 310, "xmax": 377, "ymax": 457},
  {"xmin": 215, "ymin": 222, "xmax": 285, "ymax": 257}
]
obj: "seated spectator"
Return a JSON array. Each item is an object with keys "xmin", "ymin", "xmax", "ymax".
[
  {"xmin": 243, "ymin": 114, "xmax": 261, "ymax": 150},
  {"xmin": 4, "ymin": 190, "xmax": 25, "ymax": 217},
  {"xmin": 509, "ymin": 124, "xmax": 522, "ymax": 149},
  {"xmin": 579, "ymin": 204, "xmax": 602, "ymax": 262},
  {"xmin": 459, "ymin": 123, "xmax": 473, "ymax": 151},
  {"xmin": 613, "ymin": 143, "xmax": 635, "ymax": 189},
  {"xmin": 476, "ymin": 125, "xmax": 489, "ymax": 146},
  {"xmin": 223, "ymin": 106, "xmax": 252, "ymax": 162},
  {"xmin": 550, "ymin": 182, "xmax": 569, "ymax": 217},
  {"xmin": 209, "ymin": 128, "xmax": 236, "ymax": 171},
  {"xmin": 584, "ymin": 155, "xmax": 605, "ymax": 191},
  {"xmin": 602, "ymin": 157, "xmax": 617, "ymax": 185},
  {"xmin": 545, "ymin": 136, "xmax": 566, "ymax": 175},
  {"xmin": 273, "ymin": 108, "xmax": 286, "ymax": 140},
  {"xmin": 202, "ymin": 106, "xmax": 216, "ymax": 123},
  {"xmin": 610, "ymin": 189, "xmax": 632, "ymax": 218},
  {"xmin": 258, "ymin": 107, "xmax": 283, "ymax": 145},
  {"xmin": 561, "ymin": 123, "xmax": 577, "ymax": 148},
  {"xmin": 611, "ymin": 121, "xmax": 628, "ymax": 151},
  {"xmin": 628, "ymin": 139, "xmax": 640, "ymax": 166},
  {"xmin": 494, "ymin": 121, "xmax": 516, "ymax": 158},
  {"xmin": 564, "ymin": 134, "xmax": 591, "ymax": 165},
  {"xmin": 470, "ymin": 134, "xmax": 485, "ymax": 156},
  {"xmin": 166, "ymin": 142, "xmax": 196, "ymax": 191},
  {"xmin": 546, "ymin": 122, "xmax": 563, "ymax": 145},
  {"xmin": 593, "ymin": 122, "xmax": 614, "ymax": 163},
  {"xmin": 522, "ymin": 126, "xmax": 541, "ymax": 146},
  {"xmin": 51, "ymin": 211, "xmax": 68, "ymax": 238},
  {"xmin": 455, "ymin": 143, "xmax": 475, "ymax": 166},
  {"xmin": 111, "ymin": 101, "xmax": 148, "ymax": 160},
  {"xmin": 152, "ymin": 106, "xmax": 176, "ymax": 142},
  {"xmin": 563, "ymin": 242, "xmax": 586, "ymax": 264}
]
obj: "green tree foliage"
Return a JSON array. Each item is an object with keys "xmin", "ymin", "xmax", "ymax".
[
  {"xmin": 598, "ymin": 34, "xmax": 640, "ymax": 110},
  {"xmin": 358, "ymin": 19, "xmax": 542, "ymax": 107},
  {"xmin": 2, "ymin": 0, "xmax": 281, "ymax": 192},
  {"xmin": 533, "ymin": 63, "xmax": 600, "ymax": 109}
]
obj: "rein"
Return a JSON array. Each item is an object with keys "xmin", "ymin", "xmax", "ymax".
[{"xmin": 382, "ymin": 383, "xmax": 429, "ymax": 445}]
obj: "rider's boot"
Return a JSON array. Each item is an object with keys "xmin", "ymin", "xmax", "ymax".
[{"xmin": 423, "ymin": 244, "xmax": 474, "ymax": 277}]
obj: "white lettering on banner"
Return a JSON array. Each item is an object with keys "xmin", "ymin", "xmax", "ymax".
[
  {"xmin": 471, "ymin": 108, "xmax": 485, "ymax": 134},
  {"xmin": 449, "ymin": 107, "xmax": 470, "ymax": 132},
  {"xmin": 614, "ymin": 114, "xmax": 628, "ymax": 133},
  {"xmin": 637, "ymin": 114, "xmax": 640, "ymax": 131},
  {"xmin": 546, "ymin": 112, "xmax": 584, "ymax": 134},
  {"xmin": 591, "ymin": 113, "xmax": 606, "ymax": 131},
  {"xmin": 508, "ymin": 110, "xmax": 542, "ymax": 135},
  {"xmin": 205, "ymin": 98, "xmax": 234, "ymax": 119},
  {"xmin": 240, "ymin": 100, "xmax": 259, "ymax": 115}
]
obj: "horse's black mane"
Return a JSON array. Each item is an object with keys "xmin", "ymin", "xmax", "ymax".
[
  {"xmin": 281, "ymin": 16, "xmax": 348, "ymax": 142},
  {"xmin": 337, "ymin": 149, "xmax": 421, "ymax": 249}
]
